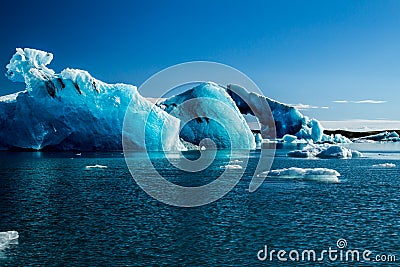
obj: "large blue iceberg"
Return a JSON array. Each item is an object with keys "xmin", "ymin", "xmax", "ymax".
[
  {"xmin": 161, "ymin": 82, "xmax": 255, "ymax": 149},
  {"xmin": 0, "ymin": 48, "xmax": 330, "ymax": 151},
  {"xmin": 1, "ymin": 48, "xmax": 183, "ymax": 151}
]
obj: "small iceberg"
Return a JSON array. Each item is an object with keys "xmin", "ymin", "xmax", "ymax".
[
  {"xmin": 372, "ymin": 163, "xmax": 396, "ymax": 168},
  {"xmin": 282, "ymin": 134, "xmax": 298, "ymax": 143},
  {"xmin": 354, "ymin": 131, "xmax": 400, "ymax": 142},
  {"xmin": 0, "ymin": 231, "xmax": 19, "ymax": 249},
  {"xmin": 230, "ymin": 159, "xmax": 243, "ymax": 164},
  {"xmin": 85, "ymin": 164, "xmax": 108, "ymax": 169},
  {"xmin": 259, "ymin": 167, "xmax": 340, "ymax": 183},
  {"xmin": 220, "ymin": 164, "xmax": 243, "ymax": 169},
  {"xmin": 287, "ymin": 144, "xmax": 362, "ymax": 159}
]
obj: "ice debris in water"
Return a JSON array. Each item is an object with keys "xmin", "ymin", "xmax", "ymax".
[
  {"xmin": 0, "ymin": 231, "xmax": 19, "ymax": 249},
  {"xmin": 0, "ymin": 231, "xmax": 18, "ymax": 241},
  {"xmin": 260, "ymin": 167, "xmax": 340, "ymax": 182},
  {"xmin": 220, "ymin": 164, "xmax": 243, "ymax": 169},
  {"xmin": 287, "ymin": 144, "xmax": 362, "ymax": 159},
  {"xmin": 354, "ymin": 131, "xmax": 400, "ymax": 142},
  {"xmin": 372, "ymin": 163, "xmax": 396, "ymax": 168},
  {"xmin": 282, "ymin": 134, "xmax": 298, "ymax": 143},
  {"xmin": 230, "ymin": 159, "xmax": 243, "ymax": 164},
  {"xmin": 85, "ymin": 164, "xmax": 108, "ymax": 169}
]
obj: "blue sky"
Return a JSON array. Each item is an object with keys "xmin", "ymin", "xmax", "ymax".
[{"xmin": 1, "ymin": 0, "xmax": 399, "ymax": 126}]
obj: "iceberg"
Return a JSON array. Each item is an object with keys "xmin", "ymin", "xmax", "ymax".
[
  {"xmin": 321, "ymin": 133, "xmax": 351, "ymax": 143},
  {"xmin": 161, "ymin": 82, "xmax": 255, "ymax": 149},
  {"xmin": 0, "ymin": 49, "xmax": 257, "ymax": 151},
  {"xmin": 220, "ymin": 164, "xmax": 243, "ymax": 169},
  {"xmin": 1, "ymin": 48, "xmax": 185, "ymax": 151},
  {"xmin": 85, "ymin": 164, "xmax": 108, "ymax": 169},
  {"xmin": 0, "ymin": 231, "xmax": 19, "ymax": 249},
  {"xmin": 354, "ymin": 131, "xmax": 400, "ymax": 142},
  {"xmin": 287, "ymin": 144, "xmax": 362, "ymax": 159},
  {"xmin": 0, "ymin": 48, "xmax": 352, "ymax": 151},
  {"xmin": 372, "ymin": 163, "xmax": 396, "ymax": 168},
  {"xmin": 260, "ymin": 167, "xmax": 340, "ymax": 182},
  {"xmin": 282, "ymin": 134, "xmax": 298, "ymax": 143},
  {"xmin": 226, "ymin": 85, "xmax": 326, "ymax": 142},
  {"xmin": 254, "ymin": 133, "xmax": 263, "ymax": 144}
]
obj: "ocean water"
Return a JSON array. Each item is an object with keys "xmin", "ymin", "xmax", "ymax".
[{"xmin": 0, "ymin": 144, "xmax": 399, "ymax": 266}]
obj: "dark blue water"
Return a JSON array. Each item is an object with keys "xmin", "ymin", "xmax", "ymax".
[{"xmin": 0, "ymin": 146, "xmax": 399, "ymax": 266}]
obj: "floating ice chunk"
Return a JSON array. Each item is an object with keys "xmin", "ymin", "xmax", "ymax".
[
  {"xmin": 282, "ymin": 134, "xmax": 297, "ymax": 143},
  {"xmin": 0, "ymin": 231, "xmax": 19, "ymax": 250},
  {"xmin": 295, "ymin": 119, "xmax": 324, "ymax": 142},
  {"xmin": 354, "ymin": 131, "xmax": 400, "ymax": 142},
  {"xmin": 287, "ymin": 144, "xmax": 362, "ymax": 159},
  {"xmin": 317, "ymin": 145, "xmax": 353, "ymax": 158},
  {"xmin": 0, "ymin": 231, "xmax": 19, "ymax": 241},
  {"xmin": 230, "ymin": 159, "xmax": 243, "ymax": 164},
  {"xmin": 321, "ymin": 133, "xmax": 351, "ymax": 143},
  {"xmin": 287, "ymin": 149, "xmax": 312, "ymax": 158},
  {"xmin": 287, "ymin": 144, "xmax": 323, "ymax": 158},
  {"xmin": 220, "ymin": 164, "xmax": 243, "ymax": 169},
  {"xmin": 85, "ymin": 164, "xmax": 107, "ymax": 169},
  {"xmin": 261, "ymin": 167, "xmax": 340, "ymax": 182},
  {"xmin": 372, "ymin": 163, "xmax": 396, "ymax": 168},
  {"xmin": 254, "ymin": 133, "xmax": 263, "ymax": 144},
  {"xmin": 351, "ymin": 150, "xmax": 363, "ymax": 158},
  {"xmin": 180, "ymin": 139, "xmax": 200, "ymax": 150}
]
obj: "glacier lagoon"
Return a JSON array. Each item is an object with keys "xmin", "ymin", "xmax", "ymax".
[
  {"xmin": 0, "ymin": 144, "xmax": 399, "ymax": 265},
  {"xmin": 0, "ymin": 48, "xmax": 399, "ymax": 265}
]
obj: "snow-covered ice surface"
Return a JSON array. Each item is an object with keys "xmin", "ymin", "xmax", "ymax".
[
  {"xmin": 260, "ymin": 167, "xmax": 340, "ymax": 183},
  {"xmin": 287, "ymin": 144, "xmax": 363, "ymax": 159}
]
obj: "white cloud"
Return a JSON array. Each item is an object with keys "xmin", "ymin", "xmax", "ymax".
[
  {"xmin": 333, "ymin": 99, "xmax": 387, "ymax": 104},
  {"xmin": 291, "ymin": 103, "xmax": 329, "ymax": 110},
  {"xmin": 353, "ymin": 100, "xmax": 387, "ymax": 104}
]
